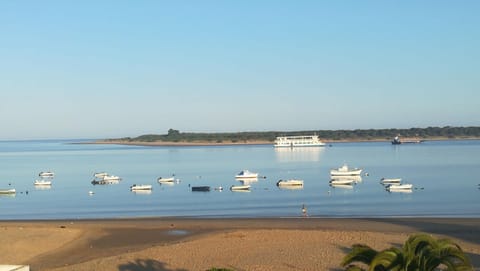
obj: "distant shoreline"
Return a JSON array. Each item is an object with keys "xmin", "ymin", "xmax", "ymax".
[{"xmin": 82, "ymin": 136, "xmax": 480, "ymax": 147}]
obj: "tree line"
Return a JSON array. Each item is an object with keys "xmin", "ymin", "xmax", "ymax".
[{"xmin": 107, "ymin": 126, "xmax": 480, "ymax": 143}]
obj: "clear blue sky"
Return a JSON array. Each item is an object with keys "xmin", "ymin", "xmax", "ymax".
[{"xmin": 1, "ymin": 1, "xmax": 479, "ymax": 140}]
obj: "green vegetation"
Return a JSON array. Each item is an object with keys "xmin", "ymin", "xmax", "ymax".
[
  {"xmin": 341, "ymin": 233, "xmax": 473, "ymax": 271},
  {"xmin": 107, "ymin": 126, "xmax": 480, "ymax": 143}
]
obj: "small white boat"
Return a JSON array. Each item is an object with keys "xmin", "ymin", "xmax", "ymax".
[
  {"xmin": 330, "ymin": 178, "xmax": 356, "ymax": 185},
  {"xmin": 102, "ymin": 175, "xmax": 122, "ymax": 181},
  {"xmin": 157, "ymin": 176, "xmax": 175, "ymax": 183},
  {"xmin": 92, "ymin": 179, "xmax": 120, "ymax": 185},
  {"xmin": 235, "ymin": 170, "xmax": 258, "ymax": 179},
  {"xmin": 277, "ymin": 179, "xmax": 304, "ymax": 187},
  {"xmin": 130, "ymin": 184, "xmax": 152, "ymax": 191},
  {"xmin": 330, "ymin": 164, "xmax": 362, "ymax": 176},
  {"xmin": 94, "ymin": 172, "xmax": 108, "ymax": 178},
  {"xmin": 230, "ymin": 184, "xmax": 251, "ymax": 191},
  {"xmin": 39, "ymin": 171, "xmax": 54, "ymax": 177},
  {"xmin": 386, "ymin": 183, "xmax": 413, "ymax": 190},
  {"xmin": 34, "ymin": 179, "xmax": 52, "ymax": 186},
  {"xmin": 0, "ymin": 188, "xmax": 16, "ymax": 194},
  {"xmin": 387, "ymin": 187, "xmax": 413, "ymax": 193},
  {"xmin": 380, "ymin": 178, "xmax": 402, "ymax": 184}
]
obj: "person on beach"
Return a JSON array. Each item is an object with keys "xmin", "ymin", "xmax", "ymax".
[{"xmin": 302, "ymin": 204, "xmax": 307, "ymax": 217}]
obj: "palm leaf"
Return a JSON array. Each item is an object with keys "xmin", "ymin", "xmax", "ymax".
[
  {"xmin": 369, "ymin": 247, "xmax": 404, "ymax": 271},
  {"xmin": 341, "ymin": 244, "xmax": 378, "ymax": 267},
  {"xmin": 341, "ymin": 233, "xmax": 474, "ymax": 271}
]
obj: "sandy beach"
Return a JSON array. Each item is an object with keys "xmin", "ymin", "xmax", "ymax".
[{"xmin": 1, "ymin": 218, "xmax": 479, "ymax": 271}]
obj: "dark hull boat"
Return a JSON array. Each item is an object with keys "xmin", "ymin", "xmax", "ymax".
[{"xmin": 191, "ymin": 186, "xmax": 210, "ymax": 192}]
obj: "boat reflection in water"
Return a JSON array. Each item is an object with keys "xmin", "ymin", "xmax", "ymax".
[
  {"xmin": 274, "ymin": 146, "xmax": 324, "ymax": 163},
  {"xmin": 330, "ymin": 175, "xmax": 362, "ymax": 184},
  {"xmin": 237, "ymin": 178, "xmax": 258, "ymax": 185},
  {"xmin": 329, "ymin": 183, "xmax": 354, "ymax": 189},
  {"xmin": 34, "ymin": 185, "xmax": 52, "ymax": 191},
  {"xmin": 131, "ymin": 189, "xmax": 152, "ymax": 195}
]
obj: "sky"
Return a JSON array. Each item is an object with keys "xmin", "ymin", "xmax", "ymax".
[{"xmin": 1, "ymin": 1, "xmax": 479, "ymax": 140}]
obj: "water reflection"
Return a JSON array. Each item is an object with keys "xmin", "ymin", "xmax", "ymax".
[
  {"xmin": 274, "ymin": 147, "xmax": 325, "ymax": 162},
  {"xmin": 131, "ymin": 190, "xmax": 152, "ymax": 195},
  {"xmin": 278, "ymin": 185, "xmax": 304, "ymax": 191},
  {"xmin": 34, "ymin": 185, "xmax": 52, "ymax": 190},
  {"xmin": 330, "ymin": 175, "xmax": 362, "ymax": 184},
  {"xmin": 238, "ymin": 178, "xmax": 258, "ymax": 185},
  {"xmin": 329, "ymin": 184, "xmax": 354, "ymax": 190}
]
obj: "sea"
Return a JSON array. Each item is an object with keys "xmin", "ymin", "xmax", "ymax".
[{"xmin": 0, "ymin": 139, "xmax": 479, "ymax": 220}]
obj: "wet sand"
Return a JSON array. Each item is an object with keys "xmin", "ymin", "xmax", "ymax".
[{"xmin": 1, "ymin": 218, "xmax": 479, "ymax": 271}]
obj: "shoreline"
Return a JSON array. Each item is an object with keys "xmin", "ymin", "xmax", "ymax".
[
  {"xmin": 1, "ymin": 217, "xmax": 479, "ymax": 271},
  {"xmin": 81, "ymin": 136, "xmax": 480, "ymax": 147}
]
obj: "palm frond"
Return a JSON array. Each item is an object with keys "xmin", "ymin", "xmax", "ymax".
[
  {"xmin": 369, "ymin": 247, "xmax": 404, "ymax": 271},
  {"xmin": 341, "ymin": 244, "xmax": 378, "ymax": 267}
]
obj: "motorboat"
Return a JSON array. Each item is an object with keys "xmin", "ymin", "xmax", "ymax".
[
  {"xmin": 130, "ymin": 184, "xmax": 152, "ymax": 191},
  {"xmin": 330, "ymin": 164, "xmax": 362, "ymax": 176},
  {"xmin": 392, "ymin": 136, "xmax": 402, "ymax": 145},
  {"xmin": 230, "ymin": 185, "xmax": 251, "ymax": 191},
  {"xmin": 0, "ymin": 188, "xmax": 16, "ymax": 194},
  {"xmin": 380, "ymin": 178, "xmax": 402, "ymax": 184},
  {"xmin": 34, "ymin": 179, "xmax": 52, "ymax": 186},
  {"xmin": 386, "ymin": 183, "xmax": 413, "ymax": 191},
  {"xmin": 157, "ymin": 176, "xmax": 175, "ymax": 183},
  {"xmin": 276, "ymin": 179, "xmax": 304, "ymax": 187},
  {"xmin": 387, "ymin": 187, "xmax": 413, "ymax": 193},
  {"xmin": 235, "ymin": 170, "xmax": 258, "ymax": 179},
  {"xmin": 191, "ymin": 186, "xmax": 210, "ymax": 192},
  {"xmin": 91, "ymin": 179, "xmax": 119, "ymax": 185},
  {"xmin": 392, "ymin": 135, "xmax": 423, "ymax": 144},
  {"xmin": 94, "ymin": 172, "xmax": 108, "ymax": 178},
  {"xmin": 102, "ymin": 175, "xmax": 122, "ymax": 181},
  {"xmin": 329, "ymin": 178, "xmax": 356, "ymax": 185},
  {"xmin": 39, "ymin": 171, "xmax": 54, "ymax": 177}
]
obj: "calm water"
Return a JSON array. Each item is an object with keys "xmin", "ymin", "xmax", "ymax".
[{"xmin": 0, "ymin": 140, "xmax": 479, "ymax": 220}]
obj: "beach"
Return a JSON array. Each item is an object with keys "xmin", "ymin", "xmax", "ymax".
[{"xmin": 1, "ymin": 218, "xmax": 479, "ymax": 271}]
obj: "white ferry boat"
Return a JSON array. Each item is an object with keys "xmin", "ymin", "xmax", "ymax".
[{"xmin": 274, "ymin": 135, "xmax": 325, "ymax": 147}]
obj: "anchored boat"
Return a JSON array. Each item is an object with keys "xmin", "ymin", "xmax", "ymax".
[
  {"xmin": 130, "ymin": 184, "xmax": 152, "ymax": 191},
  {"xmin": 330, "ymin": 164, "xmax": 362, "ymax": 176},
  {"xmin": 276, "ymin": 179, "xmax": 304, "ymax": 187},
  {"xmin": 230, "ymin": 185, "xmax": 251, "ymax": 191},
  {"xmin": 274, "ymin": 135, "xmax": 325, "ymax": 147},
  {"xmin": 235, "ymin": 170, "xmax": 258, "ymax": 179}
]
